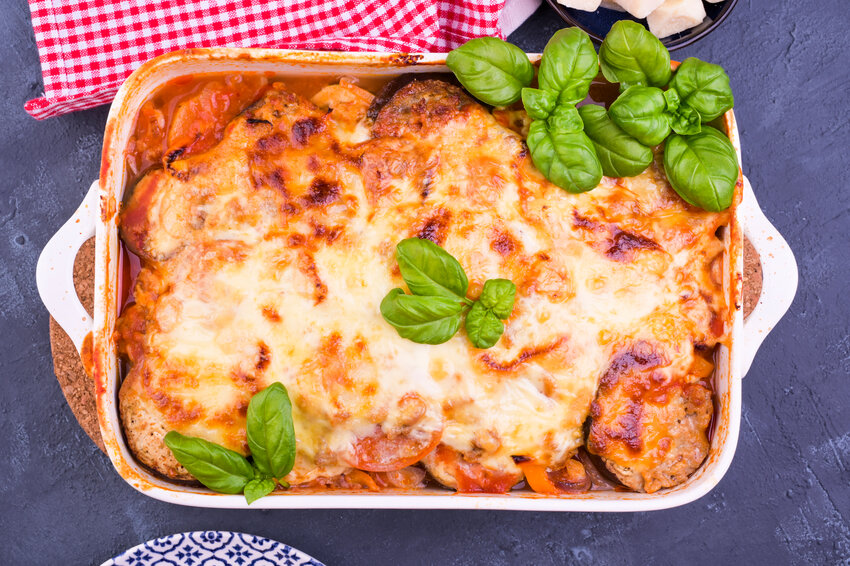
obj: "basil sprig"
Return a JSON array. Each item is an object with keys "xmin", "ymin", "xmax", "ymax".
[
  {"xmin": 447, "ymin": 23, "xmax": 738, "ymax": 211},
  {"xmin": 599, "ymin": 24, "xmax": 737, "ymax": 209},
  {"xmin": 465, "ymin": 279, "xmax": 517, "ymax": 348},
  {"xmin": 380, "ymin": 238, "xmax": 516, "ymax": 349},
  {"xmin": 164, "ymin": 382, "xmax": 296, "ymax": 505},
  {"xmin": 525, "ymin": 28, "xmax": 604, "ymax": 193},
  {"xmin": 449, "ymin": 29, "xmax": 603, "ymax": 193},
  {"xmin": 668, "ymin": 58, "xmax": 734, "ymax": 122}
]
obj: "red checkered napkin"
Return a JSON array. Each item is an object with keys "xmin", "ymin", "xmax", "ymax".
[{"xmin": 25, "ymin": 0, "xmax": 506, "ymax": 119}]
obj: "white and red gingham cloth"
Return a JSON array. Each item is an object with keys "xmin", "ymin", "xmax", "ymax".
[{"xmin": 25, "ymin": 0, "xmax": 540, "ymax": 120}]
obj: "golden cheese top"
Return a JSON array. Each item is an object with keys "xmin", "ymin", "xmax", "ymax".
[{"xmin": 116, "ymin": 79, "xmax": 730, "ymax": 491}]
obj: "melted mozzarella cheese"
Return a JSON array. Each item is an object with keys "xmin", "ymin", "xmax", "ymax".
[{"xmin": 117, "ymin": 82, "xmax": 730, "ymax": 485}]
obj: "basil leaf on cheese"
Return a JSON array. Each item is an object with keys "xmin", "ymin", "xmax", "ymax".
[
  {"xmin": 381, "ymin": 240, "xmax": 518, "ymax": 349},
  {"xmin": 164, "ymin": 431, "xmax": 254, "ymax": 494},
  {"xmin": 395, "ymin": 237, "xmax": 469, "ymax": 300},
  {"xmin": 477, "ymin": 279, "xmax": 517, "ymax": 320},
  {"xmin": 465, "ymin": 301, "xmax": 505, "ymax": 349},
  {"xmin": 246, "ymin": 382, "xmax": 296, "ymax": 480},
  {"xmin": 380, "ymin": 288, "xmax": 465, "ymax": 345}
]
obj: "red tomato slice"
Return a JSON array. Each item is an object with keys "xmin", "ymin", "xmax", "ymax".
[
  {"xmin": 348, "ymin": 426, "xmax": 442, "ymax": 472},
  {"xmin": 431, "ymin": 444, "xmax": 521, "ymax": 494}
]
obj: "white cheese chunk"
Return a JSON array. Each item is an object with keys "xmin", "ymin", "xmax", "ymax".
[
  {"xmin": 600, "ymin": 0, "xmax": 625, "ymax": 10},
  {"xmin": 611, "ymin": 0, "xmax": 665, "ymax": 19},
  {"xmin": 556, "ymin": 0, "xmax": 603, "ymax": 11},
  {"xmin": 647, "ymin": 0, "xmax": 707, "ymax": 38}
]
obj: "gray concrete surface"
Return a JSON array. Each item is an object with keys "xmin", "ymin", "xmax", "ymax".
[{"xmin": 1, "ymin": 0, "xmax": 848, "ymax": 564}]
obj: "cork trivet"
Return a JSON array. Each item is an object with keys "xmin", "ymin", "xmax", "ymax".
[
  {"xmin": 49, "ymin": 236, "xmax": 763, "ymax": 454},
  {"xmin": 48, "ymin": 237, "xmax": 104, "ymax": 452},
  {"xmin": 742, "ymin": 237, "xmax": 762, "ymax": 318}
]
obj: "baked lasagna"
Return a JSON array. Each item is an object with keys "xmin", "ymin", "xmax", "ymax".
[{"xmin": 116, "ymin": 75, "xmax": 733, "ymax": 494}]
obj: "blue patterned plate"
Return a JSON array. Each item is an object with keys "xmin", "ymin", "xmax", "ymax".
[{"xmin": 101, "ymin": 531, "xmax": 325, "ymax": 566}]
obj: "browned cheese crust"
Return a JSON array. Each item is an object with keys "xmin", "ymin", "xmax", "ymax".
[
  {"xmin": 586, "ymin": 341, "xmax": 713, "ymax": 493},
  {"xmin": 115, "ymin": 78, "xmax": 731, "ymax": 493}
]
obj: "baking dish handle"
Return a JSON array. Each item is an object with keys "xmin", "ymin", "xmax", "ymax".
[
  {"xmin": 738, "ymin": 175, "xmax": 798, "ymax": 377},
  {"xmin": 36, "ymin": 180, "xmax": 98, "ymax": 354}
]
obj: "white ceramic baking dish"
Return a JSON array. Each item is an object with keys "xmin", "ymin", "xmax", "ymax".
[{"xmin": 36, "ymin": 48, "xmax": 797, "ymax": 511}]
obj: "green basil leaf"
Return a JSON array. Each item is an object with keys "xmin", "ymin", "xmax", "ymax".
[
  {"xmin": 478, "ymin": 279, "xmax": 517, "ymax": 319},
  {"xmin": 547, "ymin": 104, "xmax": 584, "ymax": 133},
  {"xmin": 381, "ymin": 288, "xmax": 464, "ymax": 344},
  {"xmin": 164, "ymin": 431, "xmax": 254, "ymax": 494},
  {"xmin": 663, "ymin": 88, "xmax": 681, "ymax": 111},
  {"xmin": 527, "ymin": 120, "xmax": 602, "ymax": 193},
  {"xmin": 599, "ymin": 20, "xmax": 672, "ymax": 90},
  {"xmin": 446, "ymin": 37, "xmax": 534, "ymax": 106},
  {"xmin": 663, "ymin": 127, "xmax": 739, "ymax": 212},
  {"xmin": 465, "ymin": 301, "xmax": 505, "ymax": 349},
  {"xmin": 608, "ymin": 86, "xmax": 671, "ymax": 146},
  {"xmin": 578, "ymin": 105, "xmax": 653, "ymax": 178},
  {"xmin": 244, "ymin": 477, "xmax": 276, "ymax": 505},
  {"xmin": 521, "ymin": 88, "xmax": 558, "ymax": 120},
  {"xmin": 663, "ymin": 89, "xmax": 700, "ymax": 135},
  {"xmin": 669, "ymin": 57, "xmax": 734, "ymax": 122},
  {"xmin": 246, "ymin": 382, "xmax": 296, "ymax": 480},
  {"xmin": 396, "ymin": 238, "xmax": 469, "ymax": 300},
  {"xmin": 662, "ymin": 89, "xmax": 699, "ymax": 135},
  {"xmin": 538, "ymin": 27, "xmax": 599, "ymax": 105},
  {"xmin": 668, "ymin": 104, "xmax": 702, "ymax": 135}
]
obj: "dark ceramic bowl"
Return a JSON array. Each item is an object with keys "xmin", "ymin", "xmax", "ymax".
[{"xmin": 543, "ymin": 0, "xmax": 738, "ymax": 51}]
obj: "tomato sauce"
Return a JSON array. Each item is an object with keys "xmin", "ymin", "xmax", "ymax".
[{"xmin": 124, "ymin": 72, "xmax": 395, "ymax": 187}]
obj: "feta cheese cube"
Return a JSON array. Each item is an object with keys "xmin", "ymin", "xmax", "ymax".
[
  {"xmin": 610, "ymin": 0, "xmax": 666, "ymax": 19},
  {"xmin": 556, "ymin": 0, "xmax": 603, "ymax": 11},
  {"xmin": 647, "ymin": 0, "xmax": 707, "ymax": 38}
]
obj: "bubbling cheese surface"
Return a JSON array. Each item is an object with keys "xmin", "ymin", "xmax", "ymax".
[{"xmin": 116, "ymin": 80, "xmax": 729, "ymax": 489}]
